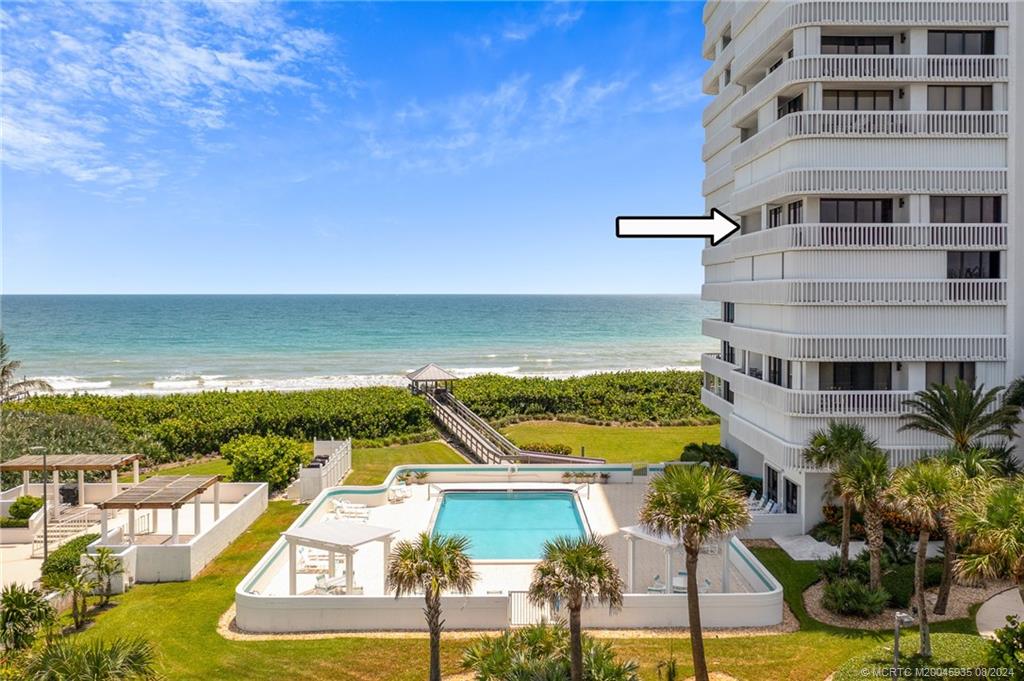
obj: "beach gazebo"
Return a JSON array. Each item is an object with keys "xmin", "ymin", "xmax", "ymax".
[
  {"xmin": 0, "ymin": 453, "xmax": 142, "ymax": 519},
  {"xmin": 407, "ymin": 363, "xmax": 459, "ymax": 395},
  {"xmin": 97, "ymin": 474, "xmax": 222, "ymax": 544},
  {"xmin": 620, "ymin": 525, "xmax": 732, "ymax": 594},
  {"xmin": 282, "ymin": 520, "xmax": 397, "ymax": 595}
]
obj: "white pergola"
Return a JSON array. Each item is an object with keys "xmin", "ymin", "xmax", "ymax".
[
  {"xmin": 283, "ymin": 521, "xmax": 398, "ymax": 596},
  {"xmin": 0, "ymin": 454, "xmax": 142, "ymax": 520},
  {"xmin": 621, "ymin": 525, "xmax": 732, "ymax": 594}
]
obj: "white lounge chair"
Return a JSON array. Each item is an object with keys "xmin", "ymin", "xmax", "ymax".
[
  {"xmin": 647, "ymin": 575, "xmax": 666, "ymax": 593},
  {"xmin": 671, "ymin": 571, "xmax": 688, "ymax": 593}
]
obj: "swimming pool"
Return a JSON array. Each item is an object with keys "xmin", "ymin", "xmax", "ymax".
[{"xmin": 432, "ymin": 491, "xmax": 586, "ymax": 560}]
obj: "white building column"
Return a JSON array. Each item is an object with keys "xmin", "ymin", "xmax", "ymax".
[
  {"xmin": 722, "ymin": 539, "xmax": 731, "ymax": 594},
  {"xmin": 100, "ymin": 509, "xmax": 108, "ymax": 540},
  {"xmin": 132, "ymin": 460, "xmax": 140, "ymax": 485},
  {"xmin": 110, "ymin": 469, "xmax": 118, "ymax": 496},
  {"xmin": 151, "ymin": 508, "xmax": 159, "ymax": 534},
  {"xmin": 625, "ymin": 535, "xmax": 635, "ymax": 593},
  {"xmin": 51, "ymin": 470, "xmax": 60, "ymax": 519},
  {"xmin": 345, "ymin": 549, "xmax": 355, "ymax": 593},
  {"xmin": 213, "ymin": 482, "xmax": 221, "ymax": 521},
  {"xmin": 663, "ymin": 546, "xmax": 673, "ymax": 590},
  {"xmin": 193, "ymin": 496, "xmax": 202, "ymax": 536},
  {"xmin": 22, "ymin": 471, "xmax": 30, "ymax": 497},
  {"xmin": 128, "ymin": 509, "xmax": 136, "ymax": 543},
  {"xmin": 77, "ymin": 470, "xmax": 85, "ymax": 507},
  {"xmin": 171, "ymin": 508, "xmax": 179, "ymax": 544},
  {"xmin": 328, "ymin": 550, "xmax": 336, "ymax": 578},
  {"xmin": 288, "ymin": 540, "xmax": 298, "ymax": 596}
]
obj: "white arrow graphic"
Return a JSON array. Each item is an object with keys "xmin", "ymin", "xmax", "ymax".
[{"xmin": 616, "ymin": 208, "xmax": 741, "ymax": 246}]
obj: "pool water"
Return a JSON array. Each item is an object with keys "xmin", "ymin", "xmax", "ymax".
[{"xmin": 432, "ymin": 491, "xmax": 586, "ymax": 560}]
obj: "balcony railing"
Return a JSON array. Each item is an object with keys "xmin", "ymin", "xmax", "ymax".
[
  {"xmin": 702, "ymin": 279, "xmax": 1007, "ymax": 305},
  {"xmin": 729, "ymin": 370, "xmax": 919, "ymax": 416},
  {"xmin": 702, "ymin": 223, "xmax": 1008, "ymax": 265},
  {"xmin": 701, "ymin": 352, "xmax": 737, "ymax": 378},
  {"xmin": 731, "ymin": 55, "xmax": 1009, "ymax": 124},
  {"xmin": 701, "ymin": 318, "xmax": 733, "ymax": 340},
  {"xmin": 732, "ymin": 111, "xmax": 1008, "ymax": 168}
]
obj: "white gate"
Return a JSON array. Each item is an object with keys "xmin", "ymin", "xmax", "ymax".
[{"xmin": 508, "ymin": 591, "xmax": 556, "ymax": 627}]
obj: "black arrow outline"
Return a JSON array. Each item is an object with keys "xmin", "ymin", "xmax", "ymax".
[{"xmin": 615, "ymin": 208, "xmax": 741, "ymax": 246}]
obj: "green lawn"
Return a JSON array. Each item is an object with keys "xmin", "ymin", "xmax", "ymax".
[
  {"xmin": 501, "ymin": 421, "xmax": 721, "ymax": 463},
  {"xmin": 346, "ymin": 441, "xmax": 465, "ymax": 485},
  {"xmin": 147, "ymin": 458, "xmax": 233, "ymax": 479}
]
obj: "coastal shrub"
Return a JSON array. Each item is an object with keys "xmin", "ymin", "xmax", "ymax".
[
  {"xmin": 739, "ymin": 474, "xmax": 762, "ymax": 496},
  {"xmin": 453, "ymin": 371, "xmax": 713, "ymax": 424},
  {"xmin": 810, "ymin": 521, "xmax": 843, "ymax": 546},
  {"xmin": 0, "ymin": 518, "xmax": 29, "ymax": 528},
  {"xmin": 14, "ymin": 387, "xmax": 433, "ymax": 459},
  {"xmin": 821, "ymin": 578, "xmax": 889, "ymax": 617},
  {"xmin": 816, "ymin": 554, "xmax": 872, "ymax": 585},
  {"xmin": 8, "ymin": 496, "xmax": 44, "ymax": 520},
  {"xmin": 518, "ymin": 442, "xmax": 573, "ymax": 455},
  {"xmin": 989, "ymin": 615, "xmax": 1024, "ymax": 677},
  {"xmin": 882, "ymin": 561, "xmax": 944, "ymax": 609},
  {"xmin": 680, "ymin": 442, "xmax": 737, "ymax": 468},
  {"xmin": 40, "ymin": 534, "xmax": 99, "ymax": 586},
  {"xmin": 220, "ymin": 434, "xmax": 306, "ymax": 492},
  {"xmin": 833, "ymin": 633, "xmax": 991, "ymax": 681}
]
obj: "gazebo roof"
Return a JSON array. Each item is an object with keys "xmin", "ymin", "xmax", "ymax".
[
  {"xmin": 97, "ymin": 475, "xmax": 221, "ymax": 510},
  {"xmin": 621, "ymin": 525, "xmax": 683, "ymax": 547},
  {"xmin": 407, "ymin": 363, "xmax": 459, "ymax": 383},
  {"xmin": 283, "ymin": 520, "xmax": 397, "ymax": 552},
  {"xmin": 0, "ymin": 453, "xmax": 141, "ymax": 472}
]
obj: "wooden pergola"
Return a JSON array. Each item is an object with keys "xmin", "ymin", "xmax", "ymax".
[
  {"xmin": 0, "ymin": 453, "xmax": 142, "ymax": 519},
  {"xmin": 97, "ymin": 474, "xmax": 222, "ymax": 544},
  {"xmin": 407, "ymin": 363, "xmax": 459, "ymax": 395}
]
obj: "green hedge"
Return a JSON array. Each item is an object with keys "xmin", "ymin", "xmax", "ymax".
[
  {"xmin": 221, "ymin": 434, "xmax": 306, "ymax": 492},
  {"xmin": 453, "ymin": 371, "xmax": 714, "ymax": 423},
  {"xmin": 40, "ymin": 534, "xmax": 100, "ymax": 586},
  {"xmin": 13, "ymin": 388, "xmax": 433, "ymax": 459},
  {"xmin": 8, "ymin": 496, "xmax": 44, "ymax": 520},
  {"xmin": 833, "ymin": 634, "xmax": 991, "ymax": 681},
  {"xmin": 0, "ymin": 518, "xmax": 29, "ymax": 528}
]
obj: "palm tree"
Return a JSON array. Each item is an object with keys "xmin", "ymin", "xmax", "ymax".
[
  {"xmin": 834, "ymin": 446, "xmax": 891, "ymax": 591},
  {"xmin": 0, "ymin": 333, "xmax": 52, "ymax": 403},
  {"xmin": 900, "ymin": 379, "xmax": 1020, "ymax": 452},
  {"xmin": 23, "ymin": 636, "xmax": 158, "ymax": 680},
  {"xmin": 57, "ymin": 570, "xmax": 98, "ymax": 630},
  {"xmin": 385, "ymin": 532, "xmax": 477, "ymax": 681},
  {"xmin": 0, "ymin": 583, "xmax": 55, "ymax": 651},
  {"xmin": 803, "ymin": 421, "xmax": 874, "ymax": 574},
  {"xmin": 887, "ymin": 459, "xmax": 966, "ymax": 658},
  {"xmin": 527, "ymin": 535, "xmax": 624, "ymax": 681},
  {"xmin": 954, "ymin": 478, "xmax": 1024, "ymax": 603},
  {"xmin": 639, "ymin": 464, "xmax": 751, "ymax": 681},
  {"xmin": 1005, "ymin": 375, "xmax": 1024, "ymax": 409},
  {"xmin": 83, "ymin": 547, "xmax": 124, "ymax": 606}
]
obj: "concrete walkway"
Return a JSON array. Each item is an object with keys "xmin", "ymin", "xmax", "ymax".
[{"xmin": 976, "ymin": 587, "xmax": 1024, "ymax": 639}]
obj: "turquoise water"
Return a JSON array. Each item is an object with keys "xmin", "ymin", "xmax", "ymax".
[
  {"xmin": 432, "ymin": 491, "xmax": 585, "ymax": 560},
  {"xmin": 0, "ymin": 294, "xmax": 716, "ymax": 394}
]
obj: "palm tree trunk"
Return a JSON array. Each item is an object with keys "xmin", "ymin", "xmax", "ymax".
[
  {"xmin": 424, "ymin": 592, "xmax": 442, "ymax": 681},
  {"xmin": 840, "ymin": 498, "xmax": 851, "ymax": 574},
  {"xmin": 866, "ymin": 507, "xmax": 884, "ymax": 591},
  {"xmin": 934, "ymin": 531, "xmax": 954, "ymax": 615},
  {"xmin": 685, "ymin": 546, "xmax": 709, "ymax": 681},
  {"xmin": 915, "ymin": 529, "xmax": 931, "ymax": 658},
  {"xmin": 569, "ymin": 605, "xmax": 583, "ymax": 681}
]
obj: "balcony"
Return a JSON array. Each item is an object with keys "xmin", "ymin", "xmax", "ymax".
[
  {"xmin": 701, "ymin": 223, "xmax": 1008, "ymax": 266},
  {"xmin": 701, "ymin": 279, "xmax": 1007, "ymax": 305},
  {"xmin": 732, "ymin": 111, "xmax": 1008, "ymax": 168},
  {"xmin": 702, "ymin": 1, "xmax": 733, "ymax": 59},
  {"xmin": 731, "ymin": 55, "xmax": 1009, "ymax": 125},
  {"xmin": 701, "ymin": 318, "xmax": 734, "ymax": 341},
  {"xmin": 701, "ymin": 352, "xmax": 737, "ymax": 378},
  {"xmin": 729, "ymin": 370, "xmax": 918, "ymax": 416},
  {"xmin": 701, "ymin": 387, "xmax": 734, "ymax": 418}
]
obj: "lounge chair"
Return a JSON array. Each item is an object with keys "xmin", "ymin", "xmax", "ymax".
[
  {"xmin": 671, "ymin": 571, "xmax": 688, "ymax": 593},
  {"xmin": 647, "ymin": 575, "xmax": 667, "ymax": 593}
]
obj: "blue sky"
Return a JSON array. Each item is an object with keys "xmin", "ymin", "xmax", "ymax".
[{"xmin": 2, "ymin": 1, "xmax": 710, "ymax": 294}]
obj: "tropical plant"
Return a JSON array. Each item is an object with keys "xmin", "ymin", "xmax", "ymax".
[
  {"xmin": 56, "ymin": 570, "xmax": 98, "ymax": 630},
  {"xmin": 0, "ymin": 583, "xmax": 54, "ymax": 651},
  {"xmin": 1005, "ymin": 376, "xmax": 1024, "ymax": 409},
  {"xmin": 385, "ymin": 532, "xmax": 477, "ymax": 681},
  {"xmin": 803, "ymin": 422, "xmax": 874, "ymax": 574},
  {"xmin": 460, "ymin": 623, "xmax": 639, "ymax": 681},
  {"xmin": 954, "ymin": 478, "xmax": 1024, "ymax": 602},
  {"xmin": 680, "ymin": 442, "xmax": 737, "ymax": 468},
  {"xmin": 900, "ymin": 379, "xmax": 1020, "ymax": 452},
  {"xmin": 527, "ymin": 535, "xmax": 624, "ymax": 681},
  {"xmin": 988, "ymin": 615, "xmax": 1024, "ymax": 678},
  {"xmin": 40, "ymin": 534, "xmax": 100, "ymax": 585},
  {"xmin": 887, "ymin": 459, "xmax": 966, "ymax": 657},
  {"xmin": 219, "ymin": 434, "xmax": 305, "ymax": 492},
  {"xmin": 0, "ymin": 334, "xmax": 52, "ymax": 403},
  {"xmin": 833, "ymin": 446, "xmax": 891, "ymax": 591},
  {"xmin": 83, "ymin": 547, "xmax": 124, "ymax": 606},
  {"xmin": 8, "ymin": 495, "xmax": 44, "ymax": 520},
  {"xmin": 639, "ymin": 464, "xmax": 751, "ymax": 681},
  {"xmin": 22, "ymin": 636, "xmax": 158, "ymax": 680},
  {"xmin": 821, "ymin": 578, "xmax": 890, "ymax": 618}
]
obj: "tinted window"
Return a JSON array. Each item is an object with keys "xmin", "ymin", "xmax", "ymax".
[
  {"xmin": 931, "ymin": 196, "xmax": 1002, "ymax": 222},
  {"xmin": 928, "ymin": 30, "xmax": 995, "ymax": 55}
]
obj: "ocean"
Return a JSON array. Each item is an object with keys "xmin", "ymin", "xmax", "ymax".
[{"xmin": 0, "ymin": 295, "xmax": 717, "ymax": 395}]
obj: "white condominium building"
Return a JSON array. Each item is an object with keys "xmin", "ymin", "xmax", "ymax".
[{"xmin": 699, "ymin": 1, "xmax": 1022, "ymax": 532}]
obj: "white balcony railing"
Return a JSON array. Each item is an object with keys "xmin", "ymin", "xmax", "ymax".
[
  {"xmin": 733, "ymin": 111, "xmax": 1008, "ymax": 168},
  {"xmin": 732, "ymin": 168, "xmax": 1007, "ymax": 213},
  {"xmin": 731, "ymin": 55, "xmax": 1009, "ymax": 125},
  {"xmin": 701, "ymin": 223, "xmax": 1007, "ymax": 265},
  {"xmin": 701, "ymin": 352, "xmax": 737, "ymax": 378},
  {"xmin": 729, "ymin": 370, "xmax": 919, "ymax": 416},
  {"xmin": 701, "ymin": 318, "xmax": 734, "ymax": 340},
  {"xmin": 702, "ymin": 279, "xmax": 1007, "ymax": 305},
  {"xmin": 732, "ymin": 1, "xmax": 1009, "ymax": 79},
  {"xmin": 702, "ymin": 1, "xmax": 734, "ymax": 58}
]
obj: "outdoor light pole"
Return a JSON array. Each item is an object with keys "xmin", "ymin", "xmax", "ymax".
[
  {"xmin": 893, "ymin": 611, "xmax": 915, "ymax": 669},
  {"xmin": 28, "ymin": 446, "xmax": 48, "ymax": 563}
]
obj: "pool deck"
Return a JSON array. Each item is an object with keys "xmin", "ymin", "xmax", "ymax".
[{"xmin": 257, "ymin": 480, "xmax": 753, "ymax": 598}]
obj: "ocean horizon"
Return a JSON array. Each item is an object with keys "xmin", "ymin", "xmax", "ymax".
[{"xmin": 1, "ymin": 294, "xmax": 717, "ymax": 395}]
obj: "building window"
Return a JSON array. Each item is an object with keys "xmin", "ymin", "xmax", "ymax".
[
  {"xmin": 927, "ymin": 30, "xmax": 995, "ymax": 55},
  {"xmin": 820, "ymin": 362, "xmax": 892, "ymax": 391},
  {"xmin": 823, "ymin": 89, "xmax": 894, "ymax": 111},
  {"xmin": 821, "ymin": 35, "xmax": 894, "ymax": 55},
  {"xmin": 767, "ymin": 206, "xmax": 783, "ymax": 229},
  {"xmin": 722, "ymin": 302, "xmax": 735, "ymax": 323},
  {"xmin": 723, "ymin": 67, "xmax": 731, "ymax": 85},
  {"xmin": 777, "ymin": 94, "xmax": 802, "ymax": 119},
  {"xmin": 784, "ymin": 479, "xmax": 798, "ymax": 514},
  {"xmin": 787, "ymin": 200, "xmax": 803, "ymax": 225},
  {"xmin": 724, "ymin": 380, "xmax": 734, "ymax": 404},
  {"xmin": 765, "ymin": 466, "xmax": 779, "ymax": 504},
  {"xmin": 926, "ymin": 362, "xmax": 976, "ymax": 388},
  {"xmin": 947, "ymin": 251, "xmax": 1000, "ymax": 279},
  {"xmin": 927, "ymin": 85, "xmax": 993, "ymax": 111},
  {"xmin": 820, "ymin": 199, "xmax": 893, "ymax": 223},
  {"xmin": 722, "ymin": 32, "xmax": 732, "ymax": 48},
  {"xmin": 930, "ymin": 196, "xmax": 1002, "ymax": 223},
  {"xmin": 768, "ymin": 56, "xmax": 784, "ymax": 74},
  {"xmin": 768, "ymin": 356, "xmax": 784, "ymax": 386},
  {"xmin": 722, "ymin": 341, "xmax": 735, "ymax": 364}
]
